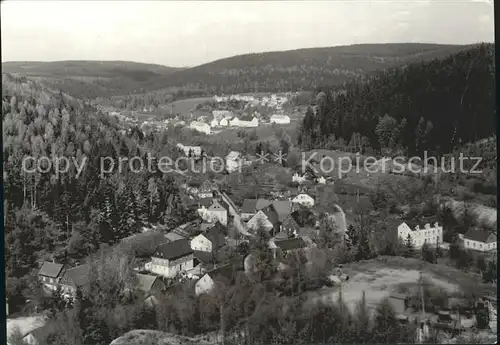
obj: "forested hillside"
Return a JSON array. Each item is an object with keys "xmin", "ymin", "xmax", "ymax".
[
  {"xmin": 298, "ymin": 43, "xmax": 495, "ymax": 156},
  {"xmin": 5, "ymin": 44, "xmax": 471, "ymax": 103},
  {"xmin": 2, "ymin": 73, "xmax": 193, "ymax": 287},
  {"xmin": 1, "ymin": 61, "xmax": 183, "ymax": 99},
  {"xmin": 157, "ymin": 43, "xmax": 470, "ymax": 95}
]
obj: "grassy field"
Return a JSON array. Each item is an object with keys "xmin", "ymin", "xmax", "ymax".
[
  {"xmin": 167, "ymin": 97, "xmax": 214, "ymax": 117},
  {"xmin": 307, "ymin": 256, "xmax": 495, "ymax": 313}
]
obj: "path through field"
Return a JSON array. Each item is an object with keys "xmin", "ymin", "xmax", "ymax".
[{"xmin": 308, "ymin": 267, "xmax": 459, "ymax": 312}]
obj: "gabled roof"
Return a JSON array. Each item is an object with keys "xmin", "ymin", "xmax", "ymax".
[
  {"xmin": 241, "ymin": 198, "xmax": 272, "ymax": 213},
  {"xmin": 208, "ymin": 199, "xmax": 229, "ymax": 212},
  {"xmin": 464, "ymin": 230, "xmax": 496, "ymax": 243},
  {"xmin": 275, "ymin": 237, "xmax": 307, "ymax": 251},
  {"xmin": 38, "ymin": 262, "xmax": 64, "ymax": 278},
  {"xmin": 193, "ymin": 250, "xmax": 214, "ymax": 264},
  {"xmin": 281, "ymin": 215, "xmax": 300, "ymax": 230},
  {"xmin": 272, "ymin": 200, "xmax": 293, "ymax": 222},
  {"xmin": 135, "ymin": 273, "xmax": 163, "ymax": 292},
  {"xmin": 261, "ymin": 205, "xmax": 280, "ymax": 227},
  {"xmin": 153, "ymin": 239, "xmax": 193, "ymax": 260},
  {"xmin": 61, "ymin": 264, "xmax": 91, "ymax": 288}
]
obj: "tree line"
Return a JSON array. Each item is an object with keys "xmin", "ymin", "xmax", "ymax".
[
  {"xmin": 298, "ymin": 44, "xmax": 495, "ymax": 157},
  {"xmin": 3, "ymin": 74, "xmax": 195, "ymax": 300}
]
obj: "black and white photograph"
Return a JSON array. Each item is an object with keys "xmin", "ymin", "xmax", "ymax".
[{"xmin": 2, "ymin": 1, "xmax": 497, "ymax": 344}]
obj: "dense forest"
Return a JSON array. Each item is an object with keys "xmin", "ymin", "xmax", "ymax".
[
  {"xmin": 2, "ymin": 73, "xmax": 194, "ymax": 290},
  {"xmin": 4, "ymin": 44, "xmax": 470, "ymax": 103},
  {"xmin": 298, "ymin": 43, "xmax": 495, "ymax": 157},
  {"xmin": 1, "ymin": 61, "xmax": 184, "ymax": 100},
  {"xmin": 157, "ymin": 43, "xmax": 471, "ymax": 95}
]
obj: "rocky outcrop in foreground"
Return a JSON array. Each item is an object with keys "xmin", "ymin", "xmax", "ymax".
[{"xmin": 110, "ymin": 330, "xmax": 211, "ymax": 345}]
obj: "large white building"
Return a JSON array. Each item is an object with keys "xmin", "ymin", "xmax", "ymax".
[
  {"xmin": 462, "ymin": 229, "xmax": 497, "ymax": 252},
  {"xmin": 146, "ymin": 240, "xmax": 194, "ymax": 278},
  {"xmin": 397, "ymin": 222, "xmax": 443, "ymax": 248},
  {"xmin": 189, "ymin": 121, "xmax": 211, "ymax": 135}
]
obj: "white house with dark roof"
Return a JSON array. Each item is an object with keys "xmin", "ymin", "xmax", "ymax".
[
  {"xmin": 397, "ymin": 222, "xmax": 443, "ymax": 249},
  {"xmin": 59, "ymin": 264, "xmax": 91, "ymax": 297},
  {"xmin": 38, "ymin": 261, "xmax": 65, "ymax": 291},
  {"xmin": 146, "ymin": 239, "xmax": 194, "ymax": 278},
  {"xmin": 463, "ymin": 230, "xmax": 497, "ymax": 252},
  {"xmin": 195, "ymin": 264, "xmax": 238, "ymax": 296},
  {"xmin": 203, "ymin": 199, "xmax": 229, "ymax": 226},
  {"xmin": 135, "ymin": 273, "xmax": 166, "ymax": 294},
  {"xmin": 274, "ymin": 237, "xmax": 307, "ymax": 259}
]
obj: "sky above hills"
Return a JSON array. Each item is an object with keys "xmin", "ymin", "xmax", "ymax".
[{"xmin": 1, "ymin": 0, "xmax": 494, "ymax": 67}]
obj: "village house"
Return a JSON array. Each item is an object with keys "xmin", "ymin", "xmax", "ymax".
[
  {"xmin": 225, "ymin": 151, "xmax": 243, "ymax": 173},
  {"xmin": 462, "ymin": 229, "xmax": 497, "ymax": 252},
  {"xmin": 279, "ymin": 214, "xmax": 301, "ymax": 236},
  {"xmin": 59, "ymin": 264, "xmax": 91, "ymax": 297},
  {"xmin": 270, "ymin": 114, "xmax": 291, "ymax": 124},
  {"xmin": 191, "ymin": 223, "xmax": 226, "ymax": 252},
  {"xmin": 197, "ymin": 197, "xmax": 214, "ymax": 211},
  {"xmin": 195, "ymin": 264, "xmax": 239, "ymax": 296},
  {"xmin": 210, "ymin": 117, "xmax": 219, "ymax": 127},
  {"xmin": 177, "ymin": 144, "xmax": 202, "ymax": 157},
  {"xmin": 189, "ymin": 121, "xmax": 211, "ymax": 135},
  {"xmin": 38, "ymin": 261, "xmax": 65, "ymax": 292},
  {"xmin": 247, "ymin": 204, "xmax": 280, "ymax": 234},
  {"xmin": 291, "ymin": 193, "xmax": 315, "ymax": 207},
  {"xmin": 202, "ymin": 199, "xmax": 229, "ymax": 225},
  {"xmin": 219, "ymin": 118, "xmax": 230, "ymax": 127},
  {"xmin": 397, "ymin": 222, "xmax": 443, "ymax": 249},
  {"xmin": 273, "ymin": 237, "xmax": 307, "ymax": 259},
  {"xmin": 238, "ymin": 115, "xmax": 259, "ymax": 127},
  {"xmin": 146, "ymin": 239, "xmax": 194, "ymax": 278}
]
